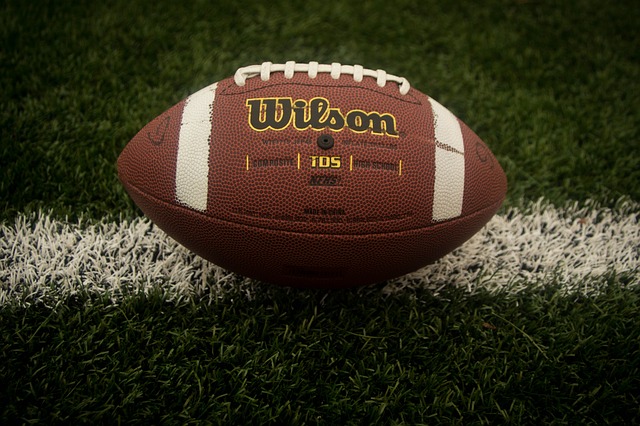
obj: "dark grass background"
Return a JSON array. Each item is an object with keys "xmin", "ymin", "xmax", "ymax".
[
  {"xmin": 2, "ymin": 283, "xmax": 639, "ymax": 424},
  {"xmin": 2, "ymin": 0, "xmax": 639, "ymax": 221},
  {"xmin": 1, "ymin": 0, "xmax": 639, "ymax": 424}
]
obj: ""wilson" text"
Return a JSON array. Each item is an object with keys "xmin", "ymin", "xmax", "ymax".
[{"xmin": 246, "ymin": 97, "xmax": 398, "ymax": 137}]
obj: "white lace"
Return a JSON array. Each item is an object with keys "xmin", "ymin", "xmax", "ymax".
[{"xmin": 234, "ymin": 61, "xmax": 411, "ymax": 95}]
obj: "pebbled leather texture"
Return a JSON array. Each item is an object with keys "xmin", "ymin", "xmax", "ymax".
[{"xmin": 118, "ymin": 63, "xmax": 507, "ymax": 288}]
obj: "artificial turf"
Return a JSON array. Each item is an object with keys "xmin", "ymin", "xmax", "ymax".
[
  {"xmin": 2, "ymin": 282, "xmax": 639, "ymax": 424},
  {"xmin": 1, "ymin": 0, "xmax": 638, "ymax": 222},
  {"xmin": 1, "ymin": 0, "xmax": 639, "ymax": 423}
]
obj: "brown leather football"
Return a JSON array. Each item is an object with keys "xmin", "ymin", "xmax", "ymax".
[{"xmin": 118, "ymin": 61, "xmax": 507, "ymax": 288}]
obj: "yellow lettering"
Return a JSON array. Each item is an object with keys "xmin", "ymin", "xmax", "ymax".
[{"xmin": 247, "ymin": 97, "xmax": 398, "ymax": 137}]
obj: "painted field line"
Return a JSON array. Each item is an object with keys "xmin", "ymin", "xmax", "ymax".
[{"xmin": 0, "ymin": 199, "xmax": 637, "ymax": 306}]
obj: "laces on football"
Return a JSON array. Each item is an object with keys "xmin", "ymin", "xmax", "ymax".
[{"xmin": 234, "ymin": 61, "xmax": 411, "ymax": 95}]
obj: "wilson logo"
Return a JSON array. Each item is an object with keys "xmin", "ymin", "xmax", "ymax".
[{"xmin": 246, "ymin": 97, "xmax": 398, "ymax": 137}]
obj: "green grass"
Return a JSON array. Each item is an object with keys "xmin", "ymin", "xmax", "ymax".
[
  {"xmin": 2, "ymin": 282, "xmax": 639, "ymax": 425},
  {"xmin": 1, "ymin": 0, "xmax": 639, "ymax": 222},
  {"xmin": 1, "ymin": 0, "xmax": 639, "ymax": 424}
]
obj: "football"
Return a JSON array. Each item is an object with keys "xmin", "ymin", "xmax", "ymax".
[{"xmin": 118, "ymin": 61, "xmax": 507, "ymax": 288}]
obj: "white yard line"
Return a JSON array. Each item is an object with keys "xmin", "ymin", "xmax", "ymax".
[{"xmin": 1, "ymin": 199, "xmax": 638, "ymax": 306}]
